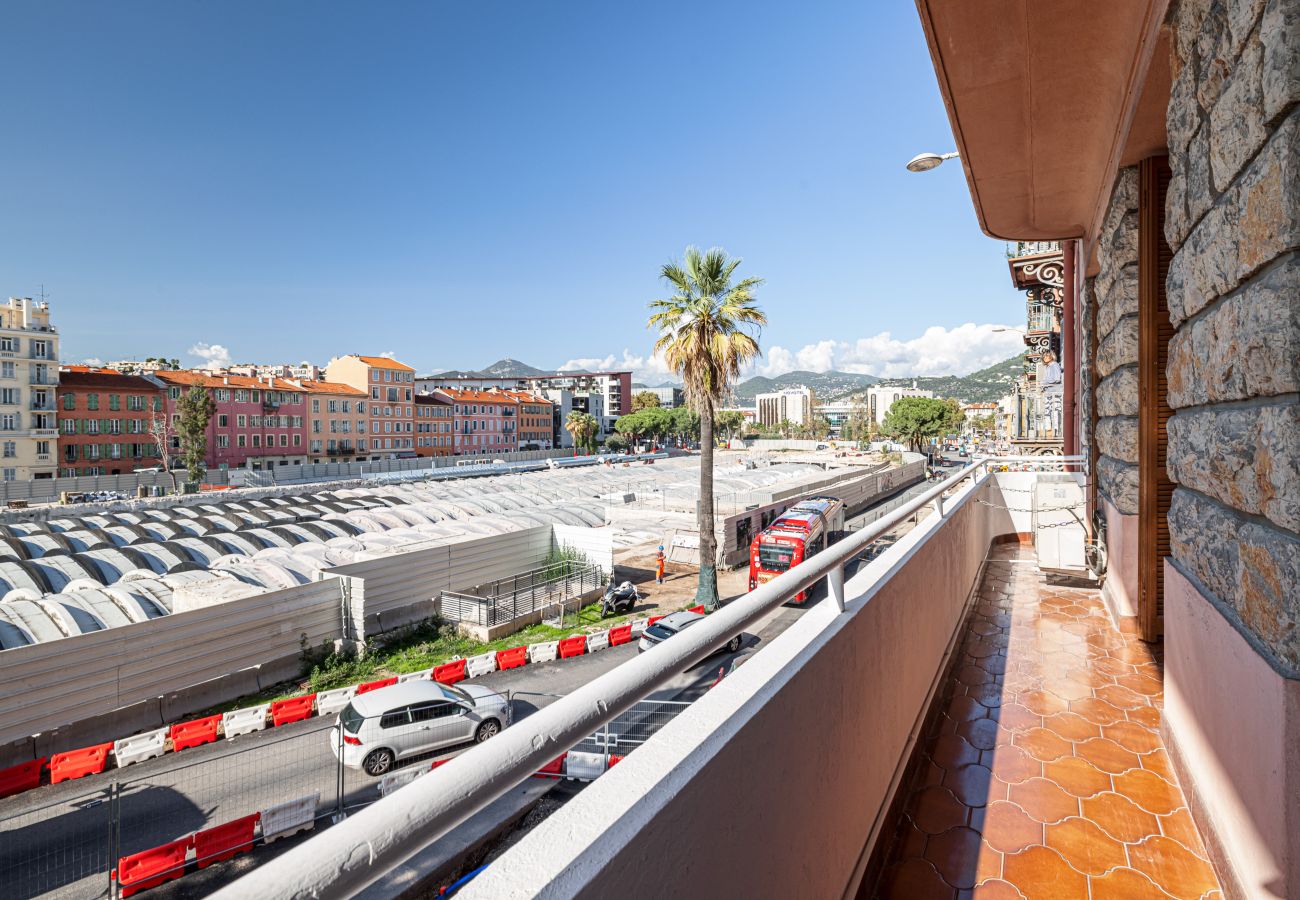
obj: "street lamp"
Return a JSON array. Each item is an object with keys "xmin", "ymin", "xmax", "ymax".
[
  {"xmin": 991, "ymin": 326, "xmax": 1025, "ymax": 333},
  {"xmin": 905, "ymin": 150, "xmax": 960, "ymax": 172}
]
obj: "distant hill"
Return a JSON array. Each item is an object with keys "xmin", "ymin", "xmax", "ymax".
[
  {"xmin": 872, "ymin": 353, "xmax": 1026, "ymax": 404},
  {"xmin": 430, "ymin": 358, "xmax": 550, "ymax": 379},
  {"xmin": 732, "ymin": 370, "xmax": 879, "ymax": 403}
]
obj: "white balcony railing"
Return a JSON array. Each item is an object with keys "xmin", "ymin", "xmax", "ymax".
[{"xmin": 215, "ymin": 455, "xmax": 1086, "ymax": 900}]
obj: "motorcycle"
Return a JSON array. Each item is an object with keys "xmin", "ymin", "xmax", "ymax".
[{"xmin": 601, "ymin": 579, "xmax": 640, "ymax": 617}]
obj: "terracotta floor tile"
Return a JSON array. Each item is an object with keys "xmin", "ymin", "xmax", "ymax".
[
  {"xmin": 1159, "ymin": 808, "xmax": 1209, "ymax": 860},
  {"xmin": 1042, "ymin": 711, "xmax": 1102, "ymax": 742},
  {"xmin": 1007, "ymin": 777, "xmax": 1079, "ymax": 824},
  {"xmin": 1089, "ymin": 866, "xmax": 1179, "ymax": 899},
  {"xmin": 1044, "ymin": 816, "xmax": 1127, "ymax": 875},
  {"xmin": 934, "ymin": 733, "xmax": 983, "ymax": 771},
  {"xmin": 1068, "ymin": 697, "xmax": 1127, "ymax": 725},
  {"xmin": 1000, "ymin": 845, "xmax": 1088, "ymax": 900},
  {"xmin": 989, "ymin": 744, "xmax": 1042, "ymax": 784},
  {"xmin": 1013, "ymin": 727, "xmax": 1075, "ymax": 762},
  {"xmin": 959, "ymin": 718, "xmax": 1001, "ymax": 751},
  {"xmin": 1019, "ymin": 690, "xmax": 1068, "ymax": 717},
  {"xmin": 879, "ymin": 859, "xmax": 958, "ymax": 900},
  {"xmin": 1094, "ymin": 657, "xmax": 1137, "ymax": 678},
  {"xmin": 1127, "ymin": 835, "xmax": 1221, "ymax": 900},
  {"xmin": 1075, "ymin": 737, "xmax": 1143, "ymax": 775},
  {"xmin": 1081, "ymin": 792, "xmax": 1161, "ymax": 843},
  {"xmin": 1042, "ymin": 756, "xmax": 1112, "ymax": 798},
  {"xmin": 1113, "ymin": 768, "xmax": 1183, "ymax": 816},
  {"xmin": 949, "ymin": 694, "xmax": 993, "ymax": 724},
  {"xmin": 896, "ymin": 816, "xmax": 930, "ymax": 859},
  {"xmin": 1127, "ymin": 705, "xmax": 1164, "ymax": 729},
  {"xmin": 913, "ymin": 785, "xmax": 971, "ymax": 835},
  {"xmin": 966, "ymin": 681, "xmax": 1006, "ymax": 709},
  {"xmin": 1139, "ymin": 749, "xmax": 1176, "ymax": 783},
  {"xmin": 1097, "ymin": 684, "xmax": 1151, "ymax": 710},
  {"xmin": 1103, "ymin": 720, "xmax": 1162, "ymax": 754},
  {"xmin": 958, "ymin": 663, "xmax": 996, "ymax": 686},
  {"xmin": 970, "ymin": 878, "xmax": 1022, "ymax": 899},
  {"xmin": 998, "ymin": 703, "xmax": 1043, "ymax": 733},
  {"xmin": 926, "ymin": 826, "xmax": 983, "ymax": 890},
  {"xmin": 944, "ymin": 763, "xmax": 994, "ymax": 808},
  {"xmin": 1116, "ymin": 671, "xmax": 1164, "ymax": 696},
  {"xmin": 980, "ymin": 800, "xmax": 1043, "ymax": 854}
]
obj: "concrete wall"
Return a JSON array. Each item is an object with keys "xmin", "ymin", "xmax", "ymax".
[
  {"xmin": 0, "ymin": 578, "xmax": 341, "ymax": 761},
  {"xmin": 552, "ymin": 524, "xmax": 616, "ymax": 574},
  {"xmin": 463, "ymin": 476, "xmax": 1017, "ymax": 899},
  {"xmin": 328, "ymin": 526, "xmax": 555, "ymax": 639}
]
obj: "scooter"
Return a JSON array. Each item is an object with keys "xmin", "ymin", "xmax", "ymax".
[{"xmin": 601, "ymin": 579, "xmax": 640, "ymax": 617}]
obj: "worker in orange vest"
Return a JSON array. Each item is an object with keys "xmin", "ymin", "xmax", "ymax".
[{"xmin": 656, "ymin": 546, "xmax": 666, "ymax": 584}]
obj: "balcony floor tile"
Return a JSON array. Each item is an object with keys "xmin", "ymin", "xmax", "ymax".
[{"xmin": 866, "ymin": 544, "xmax": 1221, "ymax": 900}]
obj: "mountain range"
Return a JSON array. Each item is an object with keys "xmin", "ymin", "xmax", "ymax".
[{"xmin": 431, "ymin": 353, "xmax": 1026, "ymax": 404}]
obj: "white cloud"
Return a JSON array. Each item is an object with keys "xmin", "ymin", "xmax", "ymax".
[
  {"xmin": 82, "ymin": 357, "xmax": 104, "ymax": 367},
  {"xmin": 562, "ymin": 323, "xmax": 1023, "ymax": 385},
  {"xmin": 188, "ymin": 342, "xmax": 233, "ymax": 370},
  {"xmin": 378, "ymin": 351, "xmax": 397, "ymax": 359}
]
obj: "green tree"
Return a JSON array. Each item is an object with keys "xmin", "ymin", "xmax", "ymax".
[
  {"xmin": 649, "ymin": 246, "xmax": 765, "ymax": 610},
  {"xmin": 714, "ymin": 409, "xmax": 745, "ymax": 441},
  {"xmin": 566, "ymin": 409, "xmax": 599, "ymax": 454},
  {"xmin": 605, "ymin": 432, "xmax": 628, "ymax": 453},
  {"xmin": 810, "ymin": 415, "xmax": 832, "ymax": 441},
  {"xmin": 631, "ymin": 391, "xmax": 661, "ymax": 411},
  {"xmin": 881, "ymin": 396, "xmax": 957, "ymax": 453},
  {"xmin": 845, "ymin": 394, "xmax": 870, "ymax": 445},
  {"xmin": 175, "ymin": 386, "xmax": 215, "ymax": 483}
]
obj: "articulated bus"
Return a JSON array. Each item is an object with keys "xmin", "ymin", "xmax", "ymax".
[{"xmin": 747, "ymin": 496, "xmax": 847, "ymax": 603}]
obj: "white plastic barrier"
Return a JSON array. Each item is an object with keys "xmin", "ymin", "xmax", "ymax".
[
  {"xmin": 261, "ymin": 792, "xmax": 320, "ymax": 842},
  {"xmin": 316, "ymin": 686, "xmax": 357, "ymax": 717},
  {"xmin": 563, "ymin": 751, "xmax": 607, "ymax": 781},
  {"xmin": 586, "ymin": 631, "xmax": 611, "ymax": 653},
  {"xmin": 112, "ymin": 727, "xmax": 169, "ymax": 767},
  {"xmin": 222, "ymin": 704, "xmax": 270, "ymax": 739},
  {"xmin": 528, "ymin": 641, "xmax": 559, "ymax": 663},
  {"xmin": 465, "ymin": 652, "xmax": 497, "ymax": 678},
  {"xmin": 378, "ymin": 767, "xmax": 425, "ymax": 797},
  {"xmin": 629, "ymin": 619, "xmax": 648, "ymax": 637},
  {"xmin": 398, "ymin": 667, "xmax": 434, "ymax": 683}
]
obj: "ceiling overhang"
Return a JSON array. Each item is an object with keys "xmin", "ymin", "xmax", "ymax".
[{"xmin": 914, "ymin": 0, "xmax": 1170, "ymax": 244}]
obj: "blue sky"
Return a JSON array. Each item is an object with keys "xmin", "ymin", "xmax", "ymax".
[{"xmin": 0, "ymin": 1, "xmax": 1023, "ymax": 382}]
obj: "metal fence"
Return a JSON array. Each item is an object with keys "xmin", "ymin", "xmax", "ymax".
[
  {"xmin": 438, "ymin": 560, "xmax": 606, "ymax": 628},
  {"xmin": 0, "ymin": 688, "xmax": 694, "ymax": 899}
]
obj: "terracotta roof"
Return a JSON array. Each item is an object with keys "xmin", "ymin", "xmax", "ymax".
[
  {"xmin": 434, "ymin": 387, "xmax": 519, "ymax": 404},
  {"xmin": 501, "ymin": 390, "xmax": 553, "ymax": 405},
  {"xmin": 296, "ymin": 379, "xmax": 367, "ymax": 397},
  {"xmin": 57, "ymin": 369, "xmax": 164, "ymax": 391},
  {"xmin": 414, "ymin": 392, "xmax": 453, "ymax": 406},
  {"xmin": 351, "ymin": 355, "xmax": 414, "ymax": 371},
  {"xmin": 153, "ymin": 370, "xmax": 304, "ymax": 392}
]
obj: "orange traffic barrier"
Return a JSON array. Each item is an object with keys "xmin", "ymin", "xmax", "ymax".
[
  {"xmin": 607, "ymin": 624, "xmax": 633, "ymax": 646},
  {"xmin": 0, "ymin": 757, "xmax": 44, "ymax": 799},
  {"xmin": 558, "ymin": 636, "xmax": 586, "ymax": 659},
  {"xmin": 194, "ymin": 813, "xmax": 260, "ymax": 868},
  {"xmin": 533, "ymin": 753, "xmax": 567, "ymax": 777},
  {"xmin": 169, "ymin": 715, "xmax": 221, "ymax": 752},
  {"xmin": 609, "ymin": 754, "xmax": 624, "ymax": 766},
  {"xmin": 356, "ymin": 677, "xmax": 398, "ymax": 695},
  {"xmin": 433, "ymin": 659, "xmax": 467, "ymax": 685},
  {"xmin": 430, "ymin": 758, "xmax": 452, "ymax": 770},
  {"xmin": 647, "ymin": 615, "xmax": 664, "ymax": 627},
  {"xmin": 495, "ymin": 646, "xmax": 528, "ymax": 670},
  {"xmin": 49, "ymin": 742, "xmax": 114, "ymax": 784},
  {"xmin": 116, "ymin": 836, "xmax": 193, "ymax": 897},
  {"xmin": 270, "ymin": 694, "xmax": 316, "ymax": 727},
  {"xmin": 686, "ymin": 604, "xmax": 705, "ymax": 614}
]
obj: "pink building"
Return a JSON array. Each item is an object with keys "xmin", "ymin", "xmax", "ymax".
[
  {"xmin": 154, "ymin": 370, "xmax": 307, "ymax": 471},
  {"xmin": 436, "ymin": 387, "xmax": 518, "ymax": 455}
]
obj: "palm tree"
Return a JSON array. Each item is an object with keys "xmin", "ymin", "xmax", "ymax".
[
  {"xmin": 565, "ymin": 409, "xmax": 599, "ymax": 454},
  {"xmin": 649, "ymin": 246, "xmax": 765, "ymax": 610}
]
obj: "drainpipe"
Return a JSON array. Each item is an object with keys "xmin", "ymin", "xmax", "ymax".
[{"xmin": 1062, "ymin": 241, "xmax": 1077, "ymax": 457}]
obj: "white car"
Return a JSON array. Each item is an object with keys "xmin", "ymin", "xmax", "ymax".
[{"xmin": 330, "ymin": 681, "xmax": 510, "ymax": 776}]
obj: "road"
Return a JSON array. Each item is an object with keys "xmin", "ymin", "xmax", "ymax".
[{"xmin": 0, "ymin": 476, "xmax": 937, "ymax": 900}]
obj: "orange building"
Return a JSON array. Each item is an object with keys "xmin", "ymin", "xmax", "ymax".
[
  {"xmin": 503, "ymin": 390, "xmax": 555, "ymax": 449},
  {"xmin": 323, "ymin": 355, "xmax": 416, "ymax": 460},
  {"xmin": 414, "ymin": 393, "xmax": 454, "ymax": 456},
  {"xmin": 294, "ymin": 380, "xmax": 369, "ymax": 463}
]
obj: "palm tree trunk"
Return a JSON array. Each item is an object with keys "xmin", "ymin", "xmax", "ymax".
[{"xmin": 696, "ymin": 397, "xmax": 720, "ymax": 610}]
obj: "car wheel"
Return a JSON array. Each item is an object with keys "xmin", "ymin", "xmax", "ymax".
[
  {"xmin": 362, "ymin": 748, "xmax": 394, "ymax": 776},
  {"xmin": 475, "ymin": 719, "xmax": 501, "ymax": 743},
  {"xmin": 726, "ymin": 635, "xmax": 742, "ymax": 654}
]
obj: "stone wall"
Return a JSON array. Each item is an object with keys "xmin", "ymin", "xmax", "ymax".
[
  {"xmin": 1164, "ymin": 0, "xmax": 1300, "ymax": 672},
  {"xmin": 1079, "ymin": 277, "xmax": 1097, "ymax": 468},
  {"xmin": 1092, "ymin": 167, "xmax": 1141, "ymax": 514}
]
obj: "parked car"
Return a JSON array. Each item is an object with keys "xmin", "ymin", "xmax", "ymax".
[
  {"xmin": 637, "ymin": 610, "xmax": 743, "ymax": 656},
  {"xmin": 330, "ymin": 681, "xmax": 510, "ymax": 776}
]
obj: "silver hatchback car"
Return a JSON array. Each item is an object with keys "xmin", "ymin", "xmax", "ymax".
[
  {"xmin": 636, "ymin": 610, "xmax": 743, "ymax": 655},
  {"xmin": 330, "ymin": 680, "xmax": 510, "ymax": 776}
]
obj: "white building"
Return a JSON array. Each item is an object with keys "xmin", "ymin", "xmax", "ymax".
[
  {"xmin": 417, "ymin": 370, "xmax": 630, "ymax": 433},
  {"xmin": 756, "ymin": 387, "xmax": 817, "ymax": 428},
  {"xmin": 0, "ymin": 298, "xmax": 59, "ymax": 481},
  {"xmin": 864, "ymin": 383, "xmax": 934, "ymax": 425}
]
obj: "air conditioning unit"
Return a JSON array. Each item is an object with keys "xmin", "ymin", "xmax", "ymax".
[{"xmin": 1034, "ymin": 474, "xmax": 1087, "ymax": 576}]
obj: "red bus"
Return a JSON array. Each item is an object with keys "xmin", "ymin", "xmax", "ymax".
[{"xmin": 747, "ymin": 496, "xmax": 847, "ymax": 602}]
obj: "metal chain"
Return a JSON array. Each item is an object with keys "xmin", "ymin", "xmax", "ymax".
[{"xmin": 972, "ymin": 497, "xmax": 1086, "ymax": 528}]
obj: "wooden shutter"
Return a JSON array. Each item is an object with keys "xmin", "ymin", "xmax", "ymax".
[{"xmin": 1138, "ymin": 156, "xmax": 1173, "ymax": 642}]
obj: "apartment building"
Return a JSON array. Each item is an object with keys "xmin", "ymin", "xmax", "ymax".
[
  {"xmin": 503, "ymin": 391, "xmax": 554, "ymax": 449},
  {"xmin": 755, "ymin": 387, "xmax": 817, "ymax": 428},
  {"xmin": 863, "ymin": 383, "xmax": 933, "ymax": 425},
  {"xmin": 413, "ymin": 393, "xmax": 454, "ymax": 457},
  {"xmin": 417, "ymin": 370, "xmax": 630, "ymax": 432},
  {"xmin": 296, "ymin": 380, "xmax": 368, "ymax": 463},
  {"xmin": 230, "ymin": 362, "xmax": 323, "ymax": 381},
  {"xmin": 153, "ymin": 371, "xmax": 307, "ymax": 470},
  {"xmin": 0, "ymin": 297, "xmax": 59, "ymax": 481},
  {"xmin": 56, "ymin": 368, "xmax": 165, "ymax": 476},
  {"xmin": 325, "ymin": 355, "xmax": 415, "ymax": 460},
  {"xmin": 435, "ymin": 387, "xmax": 518, "ymax": 455}
]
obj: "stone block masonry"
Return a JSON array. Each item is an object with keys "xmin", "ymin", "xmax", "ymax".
[{"xmin": 1164, "ymin": 0, "xmax": 1300, "ymax": 673}]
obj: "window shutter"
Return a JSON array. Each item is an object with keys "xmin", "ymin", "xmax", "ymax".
[{"xmin": 1138, "ymin": 156, "xmax": 1174, "ymax": 642}]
